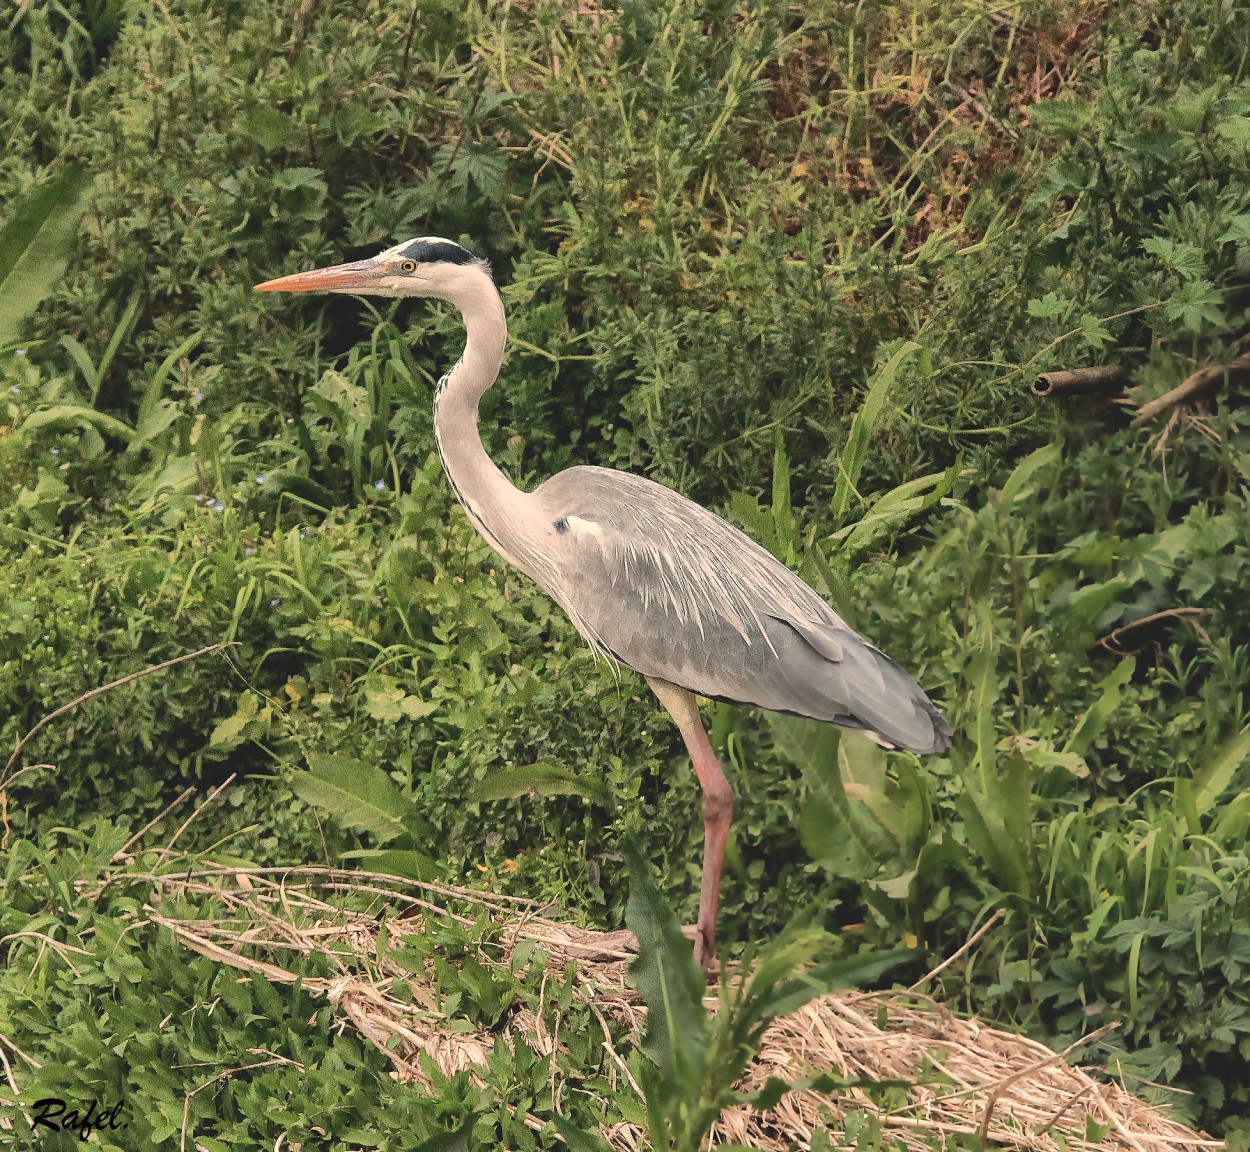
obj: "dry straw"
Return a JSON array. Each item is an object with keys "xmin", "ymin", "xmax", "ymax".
[{"xmin": 120, "ymin": 864, "xmax": 1221, "ymax": 1152}]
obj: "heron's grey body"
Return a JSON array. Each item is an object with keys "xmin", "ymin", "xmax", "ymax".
[
  {"xmin": 531, "ymin": 467, "xmax": 948, "ymax": 752},
  {"xmin": 256, "ymin": 236, "xmax": 952, "ymax": 977}
]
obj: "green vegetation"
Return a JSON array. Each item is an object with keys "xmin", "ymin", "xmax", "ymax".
[{"xmin": 3, "ymin": 0, "xmax": 1250, "ymax": 1145}]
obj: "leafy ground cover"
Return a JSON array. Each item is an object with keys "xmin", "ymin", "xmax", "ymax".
[{"xmin": 2, "ymin": 0, "xmax": 1250, "ymax": 1145}]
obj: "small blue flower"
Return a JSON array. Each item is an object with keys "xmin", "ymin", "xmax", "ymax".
[
  {"xmin": 8, "ymin": 385, "xmax": 18, "ymax": 394},
  {"xmin": 255, "ymin": 474, "xmax": 266, "ymax": 484},
  {"xmin": 50, "ymin": 448, "xmax": 59, "ymax": 456},
  {"xmin": 212, "ymin": 500, "xmax": 224, "ymax": 511},
  {"xmin": 374, "ymin": 479, "xmax": 387, "ymax": 491},
  {"xmin": 191, "ymin": 388, "xmax": 204, "ymax": 401},
  {"xmin": 270, "ymin": 598, "xmax": 281, "ymax": 607},
  {"xmin": 15, "ymin": 349, "xmax": 26, "ymax": 357},
  {"xmin": 245, "ymin": 546, "xmax": 255, "ymax": 556},
  {"xmin": 299, "ymin": 529, "xmax": 306, "ymax": 538}
]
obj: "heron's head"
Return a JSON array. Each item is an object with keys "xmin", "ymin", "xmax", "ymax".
[{"xmin": 254, "ymin": 237, "xmax": 490, "ymax": 301}]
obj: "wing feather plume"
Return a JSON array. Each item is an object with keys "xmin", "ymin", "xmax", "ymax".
[{"xmin": 531, "ymin": 467, "xmax": 951, "ymax": 754}]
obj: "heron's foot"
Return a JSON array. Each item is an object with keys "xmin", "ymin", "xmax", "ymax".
[{"xmin": 682, "ymin": 924, "xmax": 720, "ymax": 982}]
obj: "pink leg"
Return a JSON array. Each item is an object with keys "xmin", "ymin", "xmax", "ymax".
[{"xmin": 647, "ymin": 677, "xmax": 735, "ymax": 980}]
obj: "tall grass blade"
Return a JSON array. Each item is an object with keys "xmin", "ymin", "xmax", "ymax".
[{"xmin": 831, "ymin": 341, "xmax": 919, "ymax": 523}]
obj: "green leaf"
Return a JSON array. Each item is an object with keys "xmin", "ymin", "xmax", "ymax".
[
  {"xmin": 341, "ymin": 848, "xmax": 444, "ymax": 881},
  {"xmin": 471, "ymin": 763, "xmax": 612, "ymax": 807},
  {"xmin": 771, "ymin": 428, "xmax": 793, "ymax": 556},
  {"xmin": 751, "ymin": 947, "xmax": 914, "ymax": 1020},
  {"xmin": 836, "ymin": 464, "xmax": 962, "ymax": 555},
  {"xmin": 289, "ymin": 753, "xmax": 419, "ymax": 843},
  {"xmin": 624, "ymin": 840, "xmax": 708, "ymax": 1106},
  {"xmin": 831, "ymin": 342, "xmax": 919, "ymax": 523},
  {"xmin": 207, "ymin": 691, "xmax": 260, "ymax": 752},
  {"xmin": 412, "ymin": 1117, "xmax": 476, "ymax": 1152},
  {"xmin": 0, "ymin": 167, "xmax": 92, "ymax": 343},
  {"xmin": 999, "ymin": 443, "xmax": 1061, "ymax": 505},
  {"xmin": 1191, "ymin": 723, "xmax": 1250, "ymax": 816},
  {"xmin": 729, "ymin": 490, "xmax": 778, "ymax": 555},
  {"xmin": 551, "ymin": 1116, "xmax": 614, "ymax": 1152},
  {"xmin": 769, "ymin": 714, "xmax": 893, "ymax": 877},
  {"xmin": 241, "ymin": 106, "xmax": 297, "ymax": 152},
  {"xmin": 1064, "ymin": 659, "xmax": 1133, "ymax": 758},
  {"xmin": 21, "ymin": 404, "xmax": 134, "ymax": 442}
]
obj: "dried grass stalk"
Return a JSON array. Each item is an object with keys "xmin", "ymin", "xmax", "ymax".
[{"xmin": 133, "ymin": 865, "xmax": 1220, "ymax": 1152}]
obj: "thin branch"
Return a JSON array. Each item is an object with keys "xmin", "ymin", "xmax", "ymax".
[
  {"xmin": 1098, "ymin": 608, "xmax": 1208, "ymax": 655},
  {"xmin": 1130, "ymin": 348, "xmax": 1250, "ymax": 428},
  {"xmin": 976, "ymin": 1024, "xmax": 1118, "ymax": 1152},
  {"xmin": 164, "ymin": 774, "xmax": 236, "ymax": 854},
  {"xmin": 113, "ymin": 785, "xmax": 199, "ymax": 862},
  {"xmin": 908, "ymin": 909, "xmax": 1004, "ymax": 992},
  {"xmin": 3, "ymin": 642, "xmax": 234, "ymax": 787}
]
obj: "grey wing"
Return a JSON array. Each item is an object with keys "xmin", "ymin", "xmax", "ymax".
[{"xmin": 533, "ymin": 467, "xmax": 951, "ymax": 754}]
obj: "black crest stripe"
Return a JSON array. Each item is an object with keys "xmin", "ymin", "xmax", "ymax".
[{"xmin": 401, "ymin": 239, "xmax": 477, "ymax": 266}]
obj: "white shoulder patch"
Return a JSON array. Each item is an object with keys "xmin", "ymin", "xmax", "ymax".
[{"xmin": 565, "ymin": 515, "xmax": 603, "ymax": 536}]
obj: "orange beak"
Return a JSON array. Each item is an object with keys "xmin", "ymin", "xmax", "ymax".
[{"xmin": 254, "ymin": 258, "xmax": 385, "ymax": 294}]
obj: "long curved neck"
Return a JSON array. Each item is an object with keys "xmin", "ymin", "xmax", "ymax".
[{"xmin": 431, "ymin": 275, "xmax": 532, "ymax": 565}]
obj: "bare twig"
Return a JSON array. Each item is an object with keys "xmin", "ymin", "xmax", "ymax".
[
  {"xmin": 2, "ymin": 642, "xmax": 234, "ymax": 787},
  {"xmin": 164, "ymin": 774, "xmax": 236, "ymax": 854},
  {"xmin": 976, "ymin": 1024, "xmax": 1118, "ymax": 1152},
  {"xmin": 1098, "ymin": 608, "xmax": 1208, "ymax": 655},
  {"xmin": 114, "ymin": 785, "xmax": 198, "ymax": 862},
  {"xmin": 908, "ymin": 909, "xmax": 1004, "ymax": 991},
  {"xmin": 1130, "ymin": 346, "xmax": 1250, "ymax": 428},
  {"xmin": 1034, "ymin": 365, "xmax": 1129, "ymax": 398}
]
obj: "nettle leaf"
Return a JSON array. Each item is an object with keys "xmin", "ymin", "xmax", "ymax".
[
  {"xmin": 1142, "ymin": 236, "xmax": 1206, "ymax": 280},
  {"xmin": 1026, "ymin": 291, "xmax": 1072, "ymax": 320},
  {"xmin": 1029, "ymin": 97, "xmax": 1096, "ymax": 138},
  {"xmin": 1163, "ymin": 278, "xmax": 1227, "ymax": 331}
]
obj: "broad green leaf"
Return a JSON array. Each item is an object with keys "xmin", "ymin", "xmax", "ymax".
[
  {"xmin": 729, "ymin": 490, "xmax": 778, "ymax": 555},
  {"xmin": 551, "ymin": 1117, "xmax": 614, "ymax": 1152},
  {"xmin": 207, "ymin": 691, "xmax": 260, "ymax": 752},
  {"xmin": 412, "ymin": 1117, "xmax": 476, "ymax": 1152},
  {"xmin": 623, "ymin": 841, "xmax": 708, "ymax": 1107},
  {"xmin": 0, "ymin": 167, "xmax": 92, "ymax": 343},
  {"xmin": 21, "ymin": 404, "xmax": 134, "ymax": 442},
  {"xmin": 341, "ymin": 848, "xmax": 444, "ymax": 880},
  {"xmin": 289, "ymin": 752, "xmax": 418, "ymax": 843},
  {"xmin": 1191, "ymin": 723, "xmax": 1250, "ymax": 816},
  {"xmin": 999, "ymin": 443, "xmax": 1061, "ymax": 506},
  {"xmin": 771, "ymin": 428, "xmax": 793, "ymax": 556},
  {"xmin": 1064, "ymin": 659, "xmax": 1133, "ymax": 758},
  {"xmin": 471, "ymin": 763, "xmax": 612, "ymax": 807},
  {"xmin": 967, "ymin": 624, "xmax": 999, "ymax": 795},
  {"xmin": 770, "ymin": 714, "xmax": 894, "ymax": 876}
]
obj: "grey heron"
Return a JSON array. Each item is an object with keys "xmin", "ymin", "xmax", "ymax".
[{"xmin": 256, "ymin": 237, "xmax": 952, "ymax": 978}]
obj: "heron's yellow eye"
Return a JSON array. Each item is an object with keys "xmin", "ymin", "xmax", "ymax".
[{"xmin": 400, "ymin": 259, "xmax": 418, "ymax": 273}]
